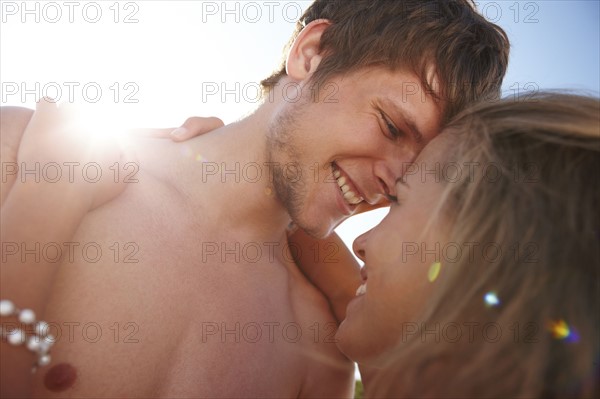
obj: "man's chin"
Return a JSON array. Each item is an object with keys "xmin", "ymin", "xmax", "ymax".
[
  {"xmin": 294, "ymin": 219, "xmax": 335, "ymax": 240},
  {"xmin": 288, "ymin": 202, "xmax": 341, "ymax": 239}
]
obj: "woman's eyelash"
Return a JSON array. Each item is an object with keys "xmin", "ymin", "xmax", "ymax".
[
  {"xmin": 385, "ymin": 191, "xmax": 407, "ymax": 206},
  {"xmin": 385, "ymin": 193, "xmax": 399, "ymax": 203}
]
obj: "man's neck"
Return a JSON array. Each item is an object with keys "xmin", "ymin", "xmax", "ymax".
[{"xmin": 174, "ymin": 102, "xmax": 292, "ymax": 244}]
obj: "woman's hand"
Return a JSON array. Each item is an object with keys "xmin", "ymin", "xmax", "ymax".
[{"xmin": 130, "ymin": 116, "xmax": 225, "ymax": 141}]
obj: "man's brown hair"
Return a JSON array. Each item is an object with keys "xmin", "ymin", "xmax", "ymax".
[{"xmin": 262, "ymin": 0, "xmax": 510, "ymax": 124}]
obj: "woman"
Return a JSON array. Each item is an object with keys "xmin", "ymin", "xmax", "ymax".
[
  {"xmin": 334, "ymin": 93, "xmax": 599, "ymax": 397},
  {"xmin": 2, "ymin": 93, "xmax": 598, "ymax": 397}
]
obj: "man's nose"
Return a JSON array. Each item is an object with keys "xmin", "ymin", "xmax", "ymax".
[{"xmin": 373, "ymin": 150, "xmax": 418, "ymax": 199}]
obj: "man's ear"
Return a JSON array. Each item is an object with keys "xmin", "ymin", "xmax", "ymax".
[{"xmin": 286, "ymin": 19, "xmax": 331, "ymax": 81}]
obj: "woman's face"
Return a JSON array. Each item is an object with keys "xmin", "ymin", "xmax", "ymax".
[{"xmin": 336, "ymin": 135, "xmax": 450, "ymax": 365}]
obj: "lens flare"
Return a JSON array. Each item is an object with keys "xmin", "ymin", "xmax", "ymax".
[
  {"xmin": 549, "ymin": 319, "xmax": 579, "ymax": 343},
  {"xmin": 67, "ymin": 103, "xmax": 131, "ymax": 145},
  {"xmin": 180, "ymin": 145, "xmax": 192, "ymax": 158},
  {"xmin": 484, "ymin": 291, "xmax": 500, "ymax": 307},
  {"xmin": 428, "ymin": 262, "xmax": 441, "ymax": 282},
  {"xmin": 550, "ymin": 320, "xmax": 569, "ymax": 339}
]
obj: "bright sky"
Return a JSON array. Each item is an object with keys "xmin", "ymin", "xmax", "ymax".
[{"xmin": 1, "ymin": 0, "xmax": 599, "ymax": 379}]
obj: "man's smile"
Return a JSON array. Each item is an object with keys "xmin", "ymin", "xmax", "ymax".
[{"xmin": 332, "ymin": 162, "xmax": 364, "ymax": 207}]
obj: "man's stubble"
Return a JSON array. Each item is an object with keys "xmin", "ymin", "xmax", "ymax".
[{"xmin": 266, "ymin": 100, "xmax": 324, "ymax": 238}]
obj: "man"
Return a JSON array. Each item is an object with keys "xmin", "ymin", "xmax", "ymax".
[{"xmin": 0, "ymin": 0, "xmax": 509, "ymax": 396}]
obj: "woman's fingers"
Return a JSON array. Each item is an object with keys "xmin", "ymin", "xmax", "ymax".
[
  {"xmin": 127, "ymin": 127, "xmax": 174, "ymax": 138},
  {"xmin": 170, "ymin": 116, "xmax": 224, "ymax": 142},
  {"xmin": 127, "ymin": 117, "xmax": 224, "ymax": 141}
]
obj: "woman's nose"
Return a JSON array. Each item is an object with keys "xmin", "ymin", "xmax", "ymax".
[{"xmin": 352, "ymin": 229, "xmax": 372, "ymax": 263}]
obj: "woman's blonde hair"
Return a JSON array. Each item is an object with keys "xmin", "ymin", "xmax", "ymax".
[{"xmin": 371, "ymin": 93, "xmax": 599, "ymax": 398}]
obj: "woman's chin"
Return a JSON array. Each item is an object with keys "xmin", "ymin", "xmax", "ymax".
[
  {"xmin": 336, "ymin": 317, "xmax": 378, "ymax": 364},
  {"xmin": 335, "ymin": 319, "xmax": 359, "ymax": 360}
]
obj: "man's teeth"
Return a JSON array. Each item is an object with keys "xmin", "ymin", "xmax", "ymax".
[
  {"xmin": 333, "ymin": 169, "xmax": 363, "ymax": 205},
  {"xmin": 356, "ymin": 283, "xmax": 367, "ymax": 296},
  {"xmin": 343, "ymin": 191, "xmax": 362, "ymax": 205}
]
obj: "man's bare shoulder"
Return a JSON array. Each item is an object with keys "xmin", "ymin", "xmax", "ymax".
[
  {"xmin": 0, "ymin": 106, "xmax": 33, "ymax": 148},
  {"xmin": 0, "ymin": 106, "xmax": 34, "ymax": 203}
]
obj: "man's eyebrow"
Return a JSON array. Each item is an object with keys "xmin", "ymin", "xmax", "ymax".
[
  {"xmin": 384, "ymin": 97, "xmax": 424, "ymax": 144},
  {"xmin": 398, "ymin": 108, "xmax": 424, "ymax": 144}
]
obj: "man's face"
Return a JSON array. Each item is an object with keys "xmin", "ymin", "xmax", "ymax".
[{"xmin": 267, "ymin": 67, "xmax": 443, "ymax": 238}]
